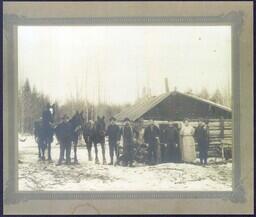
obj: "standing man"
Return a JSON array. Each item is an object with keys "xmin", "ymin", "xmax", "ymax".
[
  {"xmin": 195, "ymin": 119, "xmax": 209, "ymax": 165},
  {"xmin": 121, "ymin": 117, "xmax": 135, "ymax": 167},
  {"xmin": 144, "ymin": 120, "xmax": 160, "ymax": 165},
  {"xmin": 165, "ymin": 122, "xmax": 180, "ymax": 163},
  {"xmin": 106, "ymin": 117, "xmax": 121, "ymax": 165}
]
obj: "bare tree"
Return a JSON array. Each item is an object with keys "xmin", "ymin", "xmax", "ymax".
[
  {"xmin": 210, "ymin": 88, "xmax": 224, "ymax": 105},
  {"xmin": 198, "ymin": 87, "xmax": 210, "ymax": 100}
]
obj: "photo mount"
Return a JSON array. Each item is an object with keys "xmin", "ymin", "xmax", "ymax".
[{"xmin": 3, "ymin": 11, "xmax": 245, "ymax": 205}]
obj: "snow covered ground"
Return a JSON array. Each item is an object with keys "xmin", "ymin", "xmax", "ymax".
[{"xmin": 18, "ymin": 134, "xmax": 232, "ymax": 191}]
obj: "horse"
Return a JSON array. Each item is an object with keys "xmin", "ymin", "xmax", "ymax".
[
  {"xmin": 34, "ymin": 119, "xmax": 45, "ymax": 160},
  {"xmin": 34, "ymin": 118, "xmax": 54, "ymax": 161},
  {"xmin": 85, "ymin": 116, "xmax": 107, "ymax": 164},
  {"xmin": 82, "ymin": 120, "xmax": 95, "ymax": 161},
  {"xmin": 55, "ymin": 112, "xmax": 84, "ymax": 165},
  {"xmin": 71, "ymin": 111, "xmax": 84, "ymax": 163}
]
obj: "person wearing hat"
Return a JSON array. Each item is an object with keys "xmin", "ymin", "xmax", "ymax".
[
  {"xmin": 106, "ymin": 117, "xmax": 121, "ymax": 165},
  {"xmin": 143, "ymin": 119, "xmax": 160, "ymax": 165},
  {"xmin": 195, "ymin": 119, "xmax": 209, "ymax": 165},
  {"xmin": 120, "ymin": 117, "xmax": 135, "ymax": 167}
]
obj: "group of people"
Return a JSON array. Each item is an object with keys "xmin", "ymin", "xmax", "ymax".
[
  {"xmin": 102, "ymin": 117, "xmax": 210, "ymax": 167},
  {"xmin": 35, "ymin": 103, "xmax": 210, "ymax": 166}
]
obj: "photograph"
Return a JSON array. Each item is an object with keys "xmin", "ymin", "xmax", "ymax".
[{"xmin": 17, "ymin": 25, "xmax": 233, "ymax": 191}]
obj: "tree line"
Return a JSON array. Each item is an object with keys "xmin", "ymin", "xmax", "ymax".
[
  {"xmin": 18, "ymin": 79, "xmax": 231, "ymax": 134},
  {"xmin": 18, "ymin": 79, "xmax": 127, "ymax": 133},
  {"xmin": 185, "ymin": 87, "xmax": 231, "ymax": 107}
]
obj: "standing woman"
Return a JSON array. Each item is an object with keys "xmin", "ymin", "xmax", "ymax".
[{"xmin": 180, "ymin": 119, "xmax": 196, "ymax": 163}]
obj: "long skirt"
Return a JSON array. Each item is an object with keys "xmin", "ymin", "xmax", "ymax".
[{"xmin": 180, "ymin": 135, "xmax": 196, "ymax": 163}]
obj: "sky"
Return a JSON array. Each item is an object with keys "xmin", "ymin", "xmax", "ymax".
[{"xmin": 18, "ymin": 26, "xmax": 231, "ymax": 105}]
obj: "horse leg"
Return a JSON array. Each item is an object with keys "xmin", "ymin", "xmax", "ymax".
[
  {"xmin": 42, "ymin": 147, "xmax": 45, "ymax": 161},
  {"xmin": 38, "ymin": 141, "xmax": 42, "ymax": 160},
  {"xmin": 66, "ymin": 142, "xmax": 71, "ymax": 165},
  {"xmin": 74, "ymin": 139, "xmax": 78, "ymax": 164},
  {"xmin": 41, "ymin": 140, "xmax": 46, "ymax": 161},
  {"xmin": 57, "ymin": 142, "xmax": 64, "ymax": 165},
  {"xmin": 101, "ymin": 142, "xmax": 107, "ymax": 165},
  {"xmin": 87, "ymin": 142, "xmax": 92, "ymax": 161},
  {"xmin": 48, "ymin": 140, "xmax": 52, "ymax": 162},
  {"xmin": 94, "ymin": 143, "xmax": 99, "ymax": 164}
]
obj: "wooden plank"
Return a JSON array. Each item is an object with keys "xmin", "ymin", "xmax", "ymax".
[
  {"xmin": 208, "ymin": 123, "xmax": 232, "ymax": 127},
  {"xmin": 209, "ymin": 130, "xmax": 232, "ymax": 134}
]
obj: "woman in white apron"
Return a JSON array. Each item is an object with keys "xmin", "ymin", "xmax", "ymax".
[{"xmin": 180, "ymin": 119, "xmax": 196, "ymax": 163}]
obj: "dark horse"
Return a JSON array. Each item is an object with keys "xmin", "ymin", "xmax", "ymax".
[
  {"xmin": 83, "ymin": 116, "xmax": 107, "ymax": 164},
  {"xmin": 55, "ymin": 112, "xmax": 84, "ymax": 165},
  {"xmin": 34, "ymin": 119, "xmax": 54, "ymax": 161},
  {"xmin": 82, "ymin": 120, "xmax": 94, "ymax": 162}
]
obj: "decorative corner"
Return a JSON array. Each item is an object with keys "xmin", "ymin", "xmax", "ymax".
[
  {"xmin": 230, "ymin": 179, "xmax": 246, "ymax": 203},
  {"xmin": 223, "ymin": 11, "xmax": 244, "ymax": 35},
  {"xmin": 3, "ymin": 14, "xmax": 27, "ymax": 23},
  {"xmin": 3, "ymin": 178, "xmax": 29, "ymax": 205},
  {"xmin": 3, "ymin": 178, "xmax": 15, "ymax": 205}
]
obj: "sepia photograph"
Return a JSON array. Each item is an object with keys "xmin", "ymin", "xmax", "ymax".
[
  {"xmin": 17, "ymin": 25, "xmax": 233, "ymax": 191},
  {"xmin": 3, "ymin": 1, "xmax": 254, "ymax": 215}
]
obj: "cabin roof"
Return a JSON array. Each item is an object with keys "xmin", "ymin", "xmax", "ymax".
[{"xmin": 114, "ymin": 90, "xmax": 232, "ymax": 121}]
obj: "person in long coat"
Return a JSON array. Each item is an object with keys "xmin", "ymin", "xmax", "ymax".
[
  {"xmin": 106, "ymin": 117, "xmax": 121, "ymax": 165},
  {"xmin": 165, "ymin": 122, "xmax": 180, "ymax": 163},
  {"xmin": 144, "ymin": 120, "xmax": 160, "ymax": 165},
  {"xmin": 120, "ymin": 118, "xmax": 134, "ymax": 167},
  {"xmin": 195, "ymin": 119, "xmax": 209, "ymax": 165},
  {"xmin": 180, "ymin": 119, "xmax": 196, "ymax": 163}
]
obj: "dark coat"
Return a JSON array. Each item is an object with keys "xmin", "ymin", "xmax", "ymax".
[
  {"xmin": 106, "ymin": 124, "xmax": 121, "ymax": 143},
  {"xmin": 83, "ymin": 126, "xmax": 95, "ymax": 144},
  {"xmin": 93, "ymin": 120, "xmax": 106, "ymax": 144},
  {"xmin": 121, "ymin": 125, "xmax": 134, "ymax": 146},
  {"xmin": 42, "ymin": 109, "xmax": 53, "ymax": 126},
  {"xmin": 195, "ymin": 125, "xmax": 209, "ymax": 150},
  {"xmin": 165, "ymin": 126, "xmax": 179, "ymax": 145},
  {"xmin": 144, "ymin": 125, "xmax": 160, "ymax": 145},
  {"xmin": 55, "ymin": 121, "xmax": 73, "ymax": 144},
  {"xmin": 164, "ymin": 126, "xmax": 181, "ymax": 162}
]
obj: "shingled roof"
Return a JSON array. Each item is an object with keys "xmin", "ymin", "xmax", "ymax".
[{"xmin": 114, "ymin": 90, "xmax": 232, "ymax": 121}]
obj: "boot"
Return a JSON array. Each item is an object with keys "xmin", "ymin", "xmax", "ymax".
[
  {"xmin": 89, "ymin": 153, "xmax": 92, "ymax": 161},
  {"xmin": 56, "ymin": 160, "xmax": 62, "ymax": 166},
  {"xmin": 108, "ymin": 157, "xmax": 113, "ymax": 165},
  {"xmin": 95, "ymin": 157, "xmax": 99, "ymax": 164}
]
